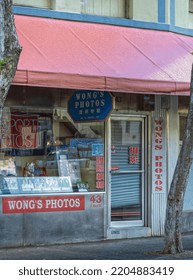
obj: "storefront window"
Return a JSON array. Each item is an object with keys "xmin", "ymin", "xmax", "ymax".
[{"xmin": 0, "ymin": 107, "xmax": 105, "ymax": 195}]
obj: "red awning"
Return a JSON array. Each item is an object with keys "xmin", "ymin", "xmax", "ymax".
[{"xmin": 13, "ymin": 15, "xmax": 193, "ymax": 95}]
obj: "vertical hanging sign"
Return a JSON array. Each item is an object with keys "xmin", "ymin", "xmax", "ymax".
[
  {"xmin": 152, "ymin": 117, "xmax": 166, "ymax": 193},
  {"xmin": 95, "ymin": 156, "xmax": 105, "ymax": 190}
]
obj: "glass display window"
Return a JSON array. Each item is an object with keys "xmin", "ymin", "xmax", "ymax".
[{"xmin": 0, "ymin": 107, "xmax": 105, "ymax": 195}]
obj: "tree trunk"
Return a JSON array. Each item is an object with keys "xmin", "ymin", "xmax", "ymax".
[
  {"xmin": 0, "ymin": 0, "xmax": 22, "ymax": 117},
  {"xmin": 163, "ymin": 65, "xmax": 193, "ymax": 254}
]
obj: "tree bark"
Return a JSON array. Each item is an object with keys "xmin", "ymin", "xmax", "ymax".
[
  {"xmin": 163, "ymin": 65, "xmax": 193, "ymax": 254},
  {"xmin": 0, "ymin": 0, "xmax": 22, "ymax": 116}
]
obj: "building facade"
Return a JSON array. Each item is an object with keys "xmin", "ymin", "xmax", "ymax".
[{"xmin": 0, "ymin": 0, "xmax": 193, "ymax": 247}]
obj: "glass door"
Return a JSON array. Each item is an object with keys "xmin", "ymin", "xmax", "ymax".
[{"xmin": 110, "ymin": 117, "xmax": 145, "ymax": 226}]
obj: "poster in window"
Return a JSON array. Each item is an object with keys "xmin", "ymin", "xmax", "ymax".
[{"xmin": 11, "ymin": 115, "xmax": 38, "ymax": 149}]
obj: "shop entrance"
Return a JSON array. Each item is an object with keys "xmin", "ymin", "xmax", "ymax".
[{"xmin": 110, "ymin": 116, "xmax": 146, "ymax": 226}]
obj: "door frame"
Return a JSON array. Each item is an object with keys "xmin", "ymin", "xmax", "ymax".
[{"xmin": 106, "ymin": 113, "xmax": 150, "ymax": 228}]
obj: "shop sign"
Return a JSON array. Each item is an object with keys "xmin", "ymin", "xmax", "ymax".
[
  {"xmin": 2, "ymin": 195, "xmax": 85, "ymax": 214},
  {"xmin": 152, "ymin": 118, "xmax": 166, "ymax": 193},
  {"xmin": 68, "ymin": 90, "xmax": 113, "ymax": 122},
  {"xmin": 96, "ymin": 156, "xmax": 105, "ymax": 189},
  {"xmin": 129, "ymin": 145, "xmax": 139, "ymax": 164}
]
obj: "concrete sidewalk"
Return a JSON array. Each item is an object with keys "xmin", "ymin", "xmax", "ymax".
[{"xmin": 0, "ymin": 233, "xmax": 193, "ymax": 260}]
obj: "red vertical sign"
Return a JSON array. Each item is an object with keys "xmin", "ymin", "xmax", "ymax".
[{"xmin": 96, "ymin": 156, "xmax": 105, "ymax": 189}]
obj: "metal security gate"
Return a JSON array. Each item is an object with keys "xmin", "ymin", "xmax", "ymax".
[{"xmin": 110, "ymin": 116, "xmax": 145, "ymax": 226}]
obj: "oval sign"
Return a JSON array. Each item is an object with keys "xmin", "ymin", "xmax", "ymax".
[{"xmin": 68, "ymin": 90, "xmax": 113, "ymax": 122}]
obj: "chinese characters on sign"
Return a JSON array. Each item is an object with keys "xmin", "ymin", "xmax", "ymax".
[
  {"xmin": 129, "ymin": 146, "xmax": 139, "ymax": 164},
  {"xmin": 96, "ymin": 156, "xmax": 104, "ymax": 189}
]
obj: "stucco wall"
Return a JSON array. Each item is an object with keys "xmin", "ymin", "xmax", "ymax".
[
  {"xmin": 13, "ymin": 0, "xmax": 193, "ymax": 29},
  {"xmin": 13, "ymin": 0, "xmax": 125, "ymax": 18},
  {"xmin": 131, "ymin": 0, "xmax": 158, "ymax": 22},
  {"xmin": 14, "ymin": 0, "xmax": 51, "ymax": 9},
  {"xmin": 175, "ymin": 0, "xmax": 189, "ymax": 27}
]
